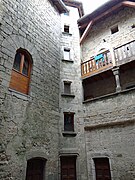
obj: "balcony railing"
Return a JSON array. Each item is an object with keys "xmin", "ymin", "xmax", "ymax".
[
  {"xmin": 81, "ymin": 40, "xmax": 135, "ymax": 78},
  {"xmin": 81, "ymin": 50, "xmax": 113, "ymax": 78},
  {"xmin": 114, "ymin": 40, "xmax": 135, "ymax": 66}
]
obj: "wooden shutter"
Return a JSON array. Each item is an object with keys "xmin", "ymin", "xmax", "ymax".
[
  {"xmin": 61, "ymin": 156, "xmax": 76, "ymax": 180},
  {"xmin": 9, "ymin": 49, "xmax": 32, "ymax": 95},
  {"xmin": 94, "ymin": 158, "xmax": 111, "ymax": 180}
]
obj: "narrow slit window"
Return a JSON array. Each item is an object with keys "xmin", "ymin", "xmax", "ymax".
[
  {"xmin": 64, "ymin": 112, "xmax": 74, "ymax": 131},
  {"xmin": 64, "ymin": 11, "xmax": 69, "ymax": 16},
  {"xmin": 64, "ymin": 49, "xmax": 70, "ymax": 60},
  {"xmin": 111, "ymin": 25, "xmax": 119, "ymax": 34},
  {"xmin": 64, "ymin": 81, "xmax": 71, "ymax": 94},
  {"xmin": 64, "ymin": 25, "xmax": 70, "ymax": 33},
  {"xmin": 131, "ymin": 24, "xmax": 135, "ymax": 28}
]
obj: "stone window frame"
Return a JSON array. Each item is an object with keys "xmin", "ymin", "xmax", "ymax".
[
  {"xmin": 64, "ymin": 81, "xmax": 71, "ymax": 94},
  {"xmin": 64, "ymin": 24, "xmax": 70, "ymax": 33},
  {"xmin": 87, "ymin": 152, "xmax": 114, "ymax": 180},
  {"xmin": 62, "ymin": 24, "xmax": 72, "ymax": 36},
  {"xmin": 110, "ymin": 25, "xmax": 119, "ymax": 34},
  {"xmin": 93, "ymin": 157, "xmax": 112, "ymax": 180},
  {"xmin": 60, "ymin": 156, "xmax": 77, "ymax": 180},
  {"xmin": 61, "ymin": 80, "xmax": 75, "ymax": 98},
  {"xmin": 63, "ymin": 48, "xmax": 70, "ymax": 61},
  {"xmin": 62, "ymin": 47, "xmax": 73, "ymax": 63},
  {"xmin": 63, "ymin": 112, "xmax": 75, "ymax": 132}
]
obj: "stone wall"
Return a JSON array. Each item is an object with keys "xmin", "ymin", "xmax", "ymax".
[
  {"xmin": 80, "ymin": 6, "xmax": 135, "ymax": 179},
  {"xmin": 120, "ymin": 61, "xmax": 135, "ymax": 90},
  {"xmin": 81, "ymin": 7, "xmax": 135, "ymax": 62},
  {"xmin": 59, "ymin": 6, "xmax": 88, "ymax": 180},
  {"xmin": 83, "ymin": 89, "xmax": 135, "ymax": 180},
  {"xmin": 0, "ymin": 0, "xmax": 62, "ymax": 179}
]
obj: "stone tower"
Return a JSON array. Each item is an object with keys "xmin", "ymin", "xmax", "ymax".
[{"xmin": 0, "ymin": 0, "xmax": 67, "ymax": 179}]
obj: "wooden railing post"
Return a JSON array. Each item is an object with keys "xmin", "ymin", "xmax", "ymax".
[{"xmin": 110, "ymin": 47, "xmax": 116, "ymax": 67}]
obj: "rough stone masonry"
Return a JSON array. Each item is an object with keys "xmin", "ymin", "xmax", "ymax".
[{"xmin": 0, "ymin": 0, "xmax": 62, "ymax": 179}]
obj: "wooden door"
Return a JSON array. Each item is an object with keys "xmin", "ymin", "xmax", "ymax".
[
  {"xmin": 94, "ymin": 158, "xmax": 111, "ymax": 180},
  {"xmin": 26, "ymin": 158, "xmax": 45, "ymax": 180},
  {"xmin": 61, "ymin": 156, "xmax": 76, "ymax": 180}
]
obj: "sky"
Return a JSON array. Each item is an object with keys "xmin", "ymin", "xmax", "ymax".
[{"xmin": 80, "ymin": 0, "xmax": 110, "ymax": 14}]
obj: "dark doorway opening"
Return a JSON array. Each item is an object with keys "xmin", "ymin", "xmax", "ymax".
[{"xmin": 26, "ymin": 158, "xmax": 46, "ymax": 180}]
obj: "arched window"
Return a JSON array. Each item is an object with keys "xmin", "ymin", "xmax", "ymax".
[
  {"xmin": 9, "ymin": 48, "xmax": 32, "ymax": 94},
  {"xmin": 26, "ymin": 158, "xmax": 46, "ymax": 180}
]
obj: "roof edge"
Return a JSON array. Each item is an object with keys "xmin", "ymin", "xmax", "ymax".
[
  {"xmin": 50, "ymin": 0, "xmax": 68, "ymax": 13},
  {"xmin": 62, "ymin": 0, "xmax": 84, "ymax": 17},
  {"xmin": 77, "ymin": 0, "xmax": 126, "ymax": 24}
]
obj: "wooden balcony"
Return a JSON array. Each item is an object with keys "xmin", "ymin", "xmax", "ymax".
[
  {"xmin": 81, "ymin": 50, "xmax": 113, "ymax": 78},
  {"xmin": 114, "ymin": 40, "xmax": 135, "ymax": 66},
  {"xmin": 81, "ymin": 40, "xmax": 135, "ymax": 78}
]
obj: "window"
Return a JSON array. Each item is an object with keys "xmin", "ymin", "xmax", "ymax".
[
  {"xmin": 64, "ymin": 112, "xmax": 74, "ymax": 131},
  {"xmin": 9, "ymin": 48, "xmax": 32, "ymax": 94},
  {"xmin": 26, "ymin": 158, "xmax": 46, "ymax": 180},
  {"xmin": 131, "ymin": 24, "xmax": 135, "ymax": 28},
  {"xmin": 64, "ymin": 81, "xmax": 71, "ymax": 94},
  {"xmin": 64, "ymin": 25, "xmax": 70, "ymax": 33},
  {"xmin": 64, "ymin": 11, "xmax": 69, "ymax": 16},
  {"xmin": 111, "ymin": 25, "xmax": 119, "ymax": 34},
  {"xmin": 94, "ymin": 158, "xmax": 111, "ymax": 180},
  {"xmin": 60, "ymin": 156, "xmax": 76, "ymax": 180},
  {"xmin": 64, "ymin": 49, "xmax": 70, "ymax": 60}
]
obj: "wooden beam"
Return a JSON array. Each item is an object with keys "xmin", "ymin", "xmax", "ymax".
[
  {"xmin": 80, "ymin": 21, "xmax": 93, "ymax": 45},
  {"xmin": 79, "ymin": 2, "xmax": 123, "ymax": 29},
  {"xmin": 94, "ymin": 2, "xmax": 123, "ymax": 22},
  {"xmin": 79, "ymin": 23, "xmax": 88, "ymax": 29},
  {"xmin": 122, "ymin": 1, "xmax": 135, "ymax": 8}
]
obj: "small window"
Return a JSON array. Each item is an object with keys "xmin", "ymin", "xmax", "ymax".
[
  {"xmin": 64, "ymin": 49, "xmax": 70, "ymax": 60},
  {"xmin": 64, "ymin": 11, "xmax": 69, "ymax": 16},
  {"xmin": 64, "ymin": 25, "xmax": 70, "ymax": 33},
  {"xmin": 64, "ymin": 81, "xmax": 71, "ymax": 94},
  {"xmin": 64, "ymin": 112, "xmax": 74, "ymax": 131},
  {"xmin": 94, "ymin": 158, "xmax": 111, "ymax": 180},
  {"xmin": 131, "ymin": 24, "xmax": 135, "ymax": 28},
  {"xmin": 26, "ymin": 158, "xmax": 46, "ymax": 180},
  {"xmin": 111, "ymin": 25, "xmax": 119, "ymax": 34},
  {"xmin": 9, "ymin": 48, "xmax": 32, "ymax": 94}
]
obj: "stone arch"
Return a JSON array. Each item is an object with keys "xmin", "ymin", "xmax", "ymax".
[
  {"xmin": 26, "ymin": 151, "xmax": 48, "ymax": 161},
  {"xmin": 94, "ymin": 42, "xmax": 115, "ymax": 65},
  {"xmin": 22, "ymin": 151, "xmax": 48, "ymax": 180},
  {"xmin": 25, "ymin": 157, "xmax": 47, "ymax": 180},
  {"xmin": 95, "ymin": 45, "xmax": 109, "ymax": 56},
  {"xmin": 2, "ymin": 34, "xmax": 42, "ymax": 88},
  {"xmin": 2, "ymin": 34, "xmax": 40, "ymax": 67}
]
